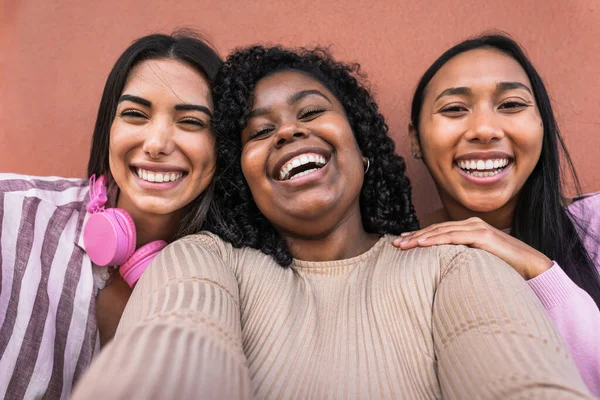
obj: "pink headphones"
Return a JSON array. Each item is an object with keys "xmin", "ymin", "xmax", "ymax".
[{"xmin": 83, "ymin": 175, "xmax": 168, "ymax": 288}]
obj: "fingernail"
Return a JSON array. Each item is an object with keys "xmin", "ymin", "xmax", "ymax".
[
  {"xmin": 400, "ymin": 232, "xmax": 412, "ymax": 237},
  {"xmin": 418, "ymin": 237, "xmax": 428, "ymax": 243},
  {"xmin": 399, "ymin": 240, "xmax": 408, "ymax": 245}
]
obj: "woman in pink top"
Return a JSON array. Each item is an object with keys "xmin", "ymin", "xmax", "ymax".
[{"xmin": 394, "ymin": 33, "xmax": 600, "ymax": 395}]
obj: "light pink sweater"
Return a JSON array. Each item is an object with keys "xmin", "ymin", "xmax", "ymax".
[{"xmin": 527, "ymin": 192, "xmax": 600, "ymax": 397}]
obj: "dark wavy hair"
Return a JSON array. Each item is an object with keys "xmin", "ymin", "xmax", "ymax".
[
  {"xmin": 87, "ymin": 29, "xmax": 222, "ymax": 240},
  {"xmin": 410, "ymin": 33, "xmax": 600, "ymax": 308},
  {"xmin": 208, "ymin": 45, "xmax": 419, "ymax": 266}
]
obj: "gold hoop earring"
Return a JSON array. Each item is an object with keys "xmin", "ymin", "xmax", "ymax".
[{"xmin": 364, "ymin": 158, "xmax": 370, "ymax": 174}]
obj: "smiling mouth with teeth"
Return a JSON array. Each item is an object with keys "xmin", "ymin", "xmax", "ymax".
[
  {"xmin": 457, "ymin": 158, "xmax": 511, "ymax": 178},
  {"xmin": 134, "ymin": 167, "xmax": 186, "ymax": 183},
  {"xmin": 278, "ymin": 153, "xmax": 328, "ymax": 181}
]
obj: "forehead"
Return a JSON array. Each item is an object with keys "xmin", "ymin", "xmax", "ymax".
[
  {"xmin": 426, "ymin": 48, "xmax": 533, "ymax": 95},
  {"xmin": 122, "ymin": 59, "xmax": 211, "ymax": 104},
  {"xmin": 252, "ymin": 70, "xmax": 335, "ymax": 105}
]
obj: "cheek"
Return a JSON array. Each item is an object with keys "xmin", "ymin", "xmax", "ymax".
[
  {"xmin": 188, "ymin": 135, "xmax": 217, "ymax": 169},
  {"xmin": 108, "ymin": 126, "xmax": 129, "ymax": 171},
  {"xmin": 240, "ymin": 145, "xmax": 267, "ymax": 192},
  {"xmin": 514, "ymin": 118, "xmax": 544, "ymax": 162},
  {"xmin": 419, "ymin": 119, "xmax": 461, "ymax": 162}
]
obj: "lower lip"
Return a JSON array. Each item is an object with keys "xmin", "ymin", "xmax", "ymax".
[
  {"xmin": 454, "ymin": 162, "xmax": 513, "ymax": 185},
  {"xmin": 132, "ymin": 169, "xmax": 186, "ymax": 190},
  {"xmin": 277, "ymin": 162, "xmax": 330, "ymax": 187}
]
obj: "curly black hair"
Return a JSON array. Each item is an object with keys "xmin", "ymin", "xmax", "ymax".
[{"xmin": 206, "ymin": 45, "xmax": 419, "ymax": 266}]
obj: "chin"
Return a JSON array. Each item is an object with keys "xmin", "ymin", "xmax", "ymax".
[
  {"xmin": 461, "ymin": 198, "xmax": 509, "ymax": 214},
  {"xmin": 133, "ymin": 199, "xmax": 179, "ymax": 217}
]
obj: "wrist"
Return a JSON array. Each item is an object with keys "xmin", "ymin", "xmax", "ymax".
[{"xmin": 524, "ymin": 254, "xmax": 553, "ymax": 280}]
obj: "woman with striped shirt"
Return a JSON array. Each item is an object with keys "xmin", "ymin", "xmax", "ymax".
[{"xmin": 0, "ymin": 31, "xmax": 221, "ymax": 399}]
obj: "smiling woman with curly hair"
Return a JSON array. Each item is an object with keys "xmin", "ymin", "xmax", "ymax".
[
  {"xmin": 72, "ymin": 45, "xmax": 593, "ymax": 399},
  {"xmin": 207, "ymin": 45, "xmax": 419, "ymax": 265}
]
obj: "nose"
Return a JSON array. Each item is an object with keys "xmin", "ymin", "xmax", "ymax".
[
  {"xmin": 464, "ymin": 107, "xmax": 504, "ymax": 144},
  {"xmin": 142, "ymin": 121, "xmax": 175, "ymax": 158},
  {"xmin": 273, "ymin": 120, "xmax": 309, "ymax": 148}
]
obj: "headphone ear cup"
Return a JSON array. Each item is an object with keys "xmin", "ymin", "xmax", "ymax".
[
  {"xmin": 83, "ymin": 208, "xmax": 137, "ymax": 266},
  {"xmin": 120, "ymin": 240, "xmax": 168, "ymax": 288}
]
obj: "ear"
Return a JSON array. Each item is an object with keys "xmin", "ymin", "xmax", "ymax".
[{"xmin": 408, "ymin": 123, "xmax": 422, "ymax": 159}]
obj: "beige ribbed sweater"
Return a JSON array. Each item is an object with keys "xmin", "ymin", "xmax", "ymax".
[{"xmin": 73, "ymin": 232, "xmax": 592, "ymax": 399}]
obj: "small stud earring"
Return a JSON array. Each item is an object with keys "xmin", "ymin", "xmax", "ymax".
[
  {"xmin": 364, "ymin": 158, "xmax": 370, "ymax": 174},
  {"xmin": 412, "ymin": 151, "xmax": 420, "ymax": 159}
]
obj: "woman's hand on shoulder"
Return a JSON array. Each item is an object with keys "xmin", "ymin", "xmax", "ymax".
[{"xmin": 393, "ymin": 217, "xmax": 553, "ymax": 280}]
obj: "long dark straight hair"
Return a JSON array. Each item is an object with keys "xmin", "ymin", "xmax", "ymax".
[
  {"xmin": 87, "ymin": 30, "xmax": 222, "ymax": 239},
  {"xmin": 410, "ymin": 33, "xmax": 600, "ymax": 309}
]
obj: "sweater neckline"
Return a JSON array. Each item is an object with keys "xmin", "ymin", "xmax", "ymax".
[{"xmin": 291, "ymin": 235, "xmax": 387, "ymax": 269}]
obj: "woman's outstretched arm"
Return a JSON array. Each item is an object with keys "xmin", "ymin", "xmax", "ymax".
[{"xmin": 72, "ymin": 235, "xmax": 253, "ymax": 400}]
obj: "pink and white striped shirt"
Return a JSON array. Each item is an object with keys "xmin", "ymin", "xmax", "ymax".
[{"xmin": 0, "ymin": 173, "xmax": 105, "ymax": 399}]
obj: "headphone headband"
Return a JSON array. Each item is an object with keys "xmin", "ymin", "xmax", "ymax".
[{"xmin": 86, "ymin": 174, "xmax": 108, "ymax": 214}]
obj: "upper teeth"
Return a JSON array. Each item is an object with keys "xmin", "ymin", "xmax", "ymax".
[
  {"xmin": 279, "ymin": 153, "xmax": 327, "ymax": 181},
  {"xmin": 458, "ymin": 158, "xmax": 509, "ymax": 171},
  {"xmin": 136, "ymin": 168, "xmax": 184, "ymax": 183}
]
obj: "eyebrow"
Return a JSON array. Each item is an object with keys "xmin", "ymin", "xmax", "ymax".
[
  {"xmin": 434, "ymin": 81, "xmax": 534, "ymax": 102},
  {"xmin": 248, "ymin": 89, "xmax": 332, "ymax": 119},
  {"xmin": 496, "ymin": 81, "xmax": 533, "ymax": 95},
  {"xmin": 118, "ymin": 95, "xmax": 212, "ymax": 117},
  {"xmin": 118, "ymin": 94, "xmax": 151, "ymax": 107},
  {"xmin": 175, "ymin": 103, "xmax": 212, "ymax": 117},
  {"xmin": 289, "ymin": 89, "xmax": 332, "ymax": 105},
  {"xmin": 434, "ymin": 87, "xmax": 471, "ymax": 102}
]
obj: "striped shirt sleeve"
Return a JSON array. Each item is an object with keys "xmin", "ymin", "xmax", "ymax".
[{"xmin": 0, "ymin": 174, "xmax": 97, "ymax": 399}]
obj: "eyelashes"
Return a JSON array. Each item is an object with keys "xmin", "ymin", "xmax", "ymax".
[
  {"xmin": 498, "ymin": 100, "xmax": 529, "ymax": 110},
  {"xmin": 299, "ymin": 107, "xmax": 325, "ymax": 119},
  {"xmin": 120, "ymin": 109, "xmax": 147, "ymax": 119},
  {"xmin": 179, "ymin": 118, "xmax": 206, "ymax": 127},
  {"xmin": 119, "ymin": 110, "xmax": 207, "ymax": 128},
  {"xmin": 438, "ymin": 100, "xmax": 531, "ymax": 115},
  {"xmin": 246, "ymin": 107, "xmax": 327, "ymax": 141}
]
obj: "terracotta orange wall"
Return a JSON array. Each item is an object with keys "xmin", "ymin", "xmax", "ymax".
[{"xmin": 1, "ymin": 0, "xmax": 599, "ymax": 215}]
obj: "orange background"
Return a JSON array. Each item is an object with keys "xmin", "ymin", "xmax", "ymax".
[{"xmin": 1, "ymin": 0, "xmax": 599, "ymax": 216}]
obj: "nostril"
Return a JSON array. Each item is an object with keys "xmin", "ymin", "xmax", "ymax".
[{"xmin": 293, "ymin": 131, "xmax": 303, "ymax": 137}]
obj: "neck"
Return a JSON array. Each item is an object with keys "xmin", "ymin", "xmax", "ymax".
[
  {"xmin": 116, "ymin": 196, "xmax": 182, "ymax": 248},
  {"xmin": 283, "ymin": 207, "xmax": 380, "ymax": 262},
  {"xmin": 439, "ymin": 194, "xmax": 518, "ymax": 230}
]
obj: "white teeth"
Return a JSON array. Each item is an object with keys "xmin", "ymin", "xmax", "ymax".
[
  {"xmin": 289, "ymin": 168, "xmax": 319, "ymax": 180},
  {"xmin": 465, "ymin": 170, "xmax": 501, "ymax": 177},
  {"xmin": 135, "ymin": 168, "xmax": 184, "ymax": 183},
  {"xmin": 278, "ymin": 152, "xmax": 329, "ymax": 181},
  {"xmin": 458, "ymin": 158, "xmax": 510, "ymax": 172}
]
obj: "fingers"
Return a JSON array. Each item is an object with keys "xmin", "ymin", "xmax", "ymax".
[
  {"xmin": 396, "ymin": 228, "xmax": 488, "ymax": 250},
  {"xmin": 394, "ymin": 218, "xmax": 489, "ymax": 249}
]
